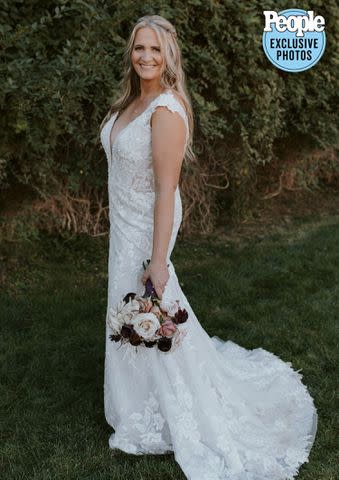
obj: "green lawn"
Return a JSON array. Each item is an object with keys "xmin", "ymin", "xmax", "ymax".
[{"xmin": 1, "ymin": 215, "xmax": 338, "ymax": 480}]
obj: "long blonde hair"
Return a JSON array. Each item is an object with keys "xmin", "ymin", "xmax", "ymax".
[{"xmin": 100, "ymin": 14, "xmax": 196, "ymax": 163}]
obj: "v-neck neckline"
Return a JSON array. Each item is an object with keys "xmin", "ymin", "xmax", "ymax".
[{"xmin": 109, "ymin": 89, "xmax": 171, "ymax": 152}]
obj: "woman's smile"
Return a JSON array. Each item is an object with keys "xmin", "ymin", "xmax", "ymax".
[{"xmin": 140, "ymin": 64, "xmax": 157, "ymax": 69}]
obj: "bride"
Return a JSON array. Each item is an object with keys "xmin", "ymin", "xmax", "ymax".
[{"xmin": 99, "ymin": 14, "xmax": 318, "ymax": 480}]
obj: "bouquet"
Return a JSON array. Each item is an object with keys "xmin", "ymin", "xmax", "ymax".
[{"xmin": 107, "ymin": 259, "xmax": 188, "ymax": 352}]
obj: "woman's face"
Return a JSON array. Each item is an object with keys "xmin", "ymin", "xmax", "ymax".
[{"xmin": 131, "ymin": 27, "xmax": 163, "ymax": 82}]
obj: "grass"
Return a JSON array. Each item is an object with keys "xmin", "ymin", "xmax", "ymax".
[{"xmin": 1, "ymin": 214, "xmax": 338, "ymax": 480}]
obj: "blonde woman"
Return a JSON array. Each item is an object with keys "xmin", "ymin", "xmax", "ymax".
[{"xmin": 100, "ymin": 14, "xmax": 318, "ymax": 480}]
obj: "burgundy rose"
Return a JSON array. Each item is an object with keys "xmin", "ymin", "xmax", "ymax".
[
  {"xmin": 121, "ymin": 324, "xmax": 133, "ymax": 338},
  {"xmin": 109, "ymin": 333, "xmax": 121, "ymax": 342},
  {"xmin": 173, "ymin": 308, "xmax": 188, "ymax": 324},
  {"xmin": 144, "ymin": 340, "xmax": 157, "ymax": 348},
  {"xmin": 129, "ymin": 330, "xmax": 142, "ymax": 346},
  {"xmin": 157, "ymin": 337, "xmax": 172, "ymax": 352}
]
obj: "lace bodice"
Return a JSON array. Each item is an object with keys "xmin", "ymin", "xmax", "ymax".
[{"xmin": 100, "ymin": 89, "xmax": 189, "ymax": 194}]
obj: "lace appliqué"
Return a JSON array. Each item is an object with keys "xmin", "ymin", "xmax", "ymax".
[
  {"xmin": 110, "ymin": 391, "xmax": 173, "ymax": 455},
  {"xmin": 129, "ymin": 392, "xmax": 166, "ymax": 447}
]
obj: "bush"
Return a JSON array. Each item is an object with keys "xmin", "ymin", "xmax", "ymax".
[{"xmin": 0, "ymin": 0, "xmax": 338, "ymax": 238}]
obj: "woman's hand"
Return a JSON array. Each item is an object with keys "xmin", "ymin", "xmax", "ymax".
[{"xmin": 141, "ymin": 259, "xmax": 169, "ymax": 300}]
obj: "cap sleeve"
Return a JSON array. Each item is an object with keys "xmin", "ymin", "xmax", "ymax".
[{"xmin": 149, "ymin": 91, "xmax": 189, "ymax": 145}]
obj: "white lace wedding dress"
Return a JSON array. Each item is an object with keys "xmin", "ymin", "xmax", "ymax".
[{"xmin": 100, "ymin": 89, "xmax": 318, "ymax": 480}]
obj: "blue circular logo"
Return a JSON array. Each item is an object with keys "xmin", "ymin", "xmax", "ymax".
[{"xmin": 263, "ymin": 9, "xmax": 326, "ymax": 72}]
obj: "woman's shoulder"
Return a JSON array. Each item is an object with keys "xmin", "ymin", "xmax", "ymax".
[
  {"xmin": 164, "ymin": 89, "xmax": 185, "ymax": 108},
  {"xmin": 154, "ymin": 89, "xmax": 187, "ymax": 119},
  {"xmin": 150, "ymin": 89, "xmax": 188, "ymax": 138}
]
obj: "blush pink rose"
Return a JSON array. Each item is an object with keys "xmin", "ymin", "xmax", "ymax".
[
  {"xmin": 139, "ymin": 297, "xmax": 153, "ymax": 313},
  {"xmin": 158, "ymin": 319, "xmax": 177, "ymax": 338}
]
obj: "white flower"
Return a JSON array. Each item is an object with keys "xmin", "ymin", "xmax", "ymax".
[
  {"xmin": 107, "ymin": 306, "xmax": 123, "ymax": 333},
  {"xmin": 107, "ymin": 297, "xmax": 140, "ymax": 332},
  {"xmin": 131, "ymin": 312, "xmax": 160, "ymax": 340},
  {"xmin": 122, "ymin": 298, "xmax": 140, "ymax": 321},
  {"xmin": 159, "ymin": 299, "xmax": 179, "ymax": 316}
]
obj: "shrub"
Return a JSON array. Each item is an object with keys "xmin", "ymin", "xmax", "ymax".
[{"xmin": 0, "ymin": 0, "xmax": 338, "ymax": 238}]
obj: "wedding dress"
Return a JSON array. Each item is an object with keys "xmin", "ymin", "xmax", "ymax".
[{"xmin": 100, "ymin": 89, "xmax": 318, "ymax": 480}]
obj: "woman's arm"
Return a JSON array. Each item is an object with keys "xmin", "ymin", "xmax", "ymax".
[
  {"xmin": 141, "ymin": 104, "xmax": 187, "ymax": 299},
  {"xmin": 151, "ymin": 105, "xmax": 186, "ymax": 263}
]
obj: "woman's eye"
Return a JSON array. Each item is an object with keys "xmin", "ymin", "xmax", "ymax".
[{"xmin": 135, "ymin": 46, "xmax": 160, "ymax": 51}]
